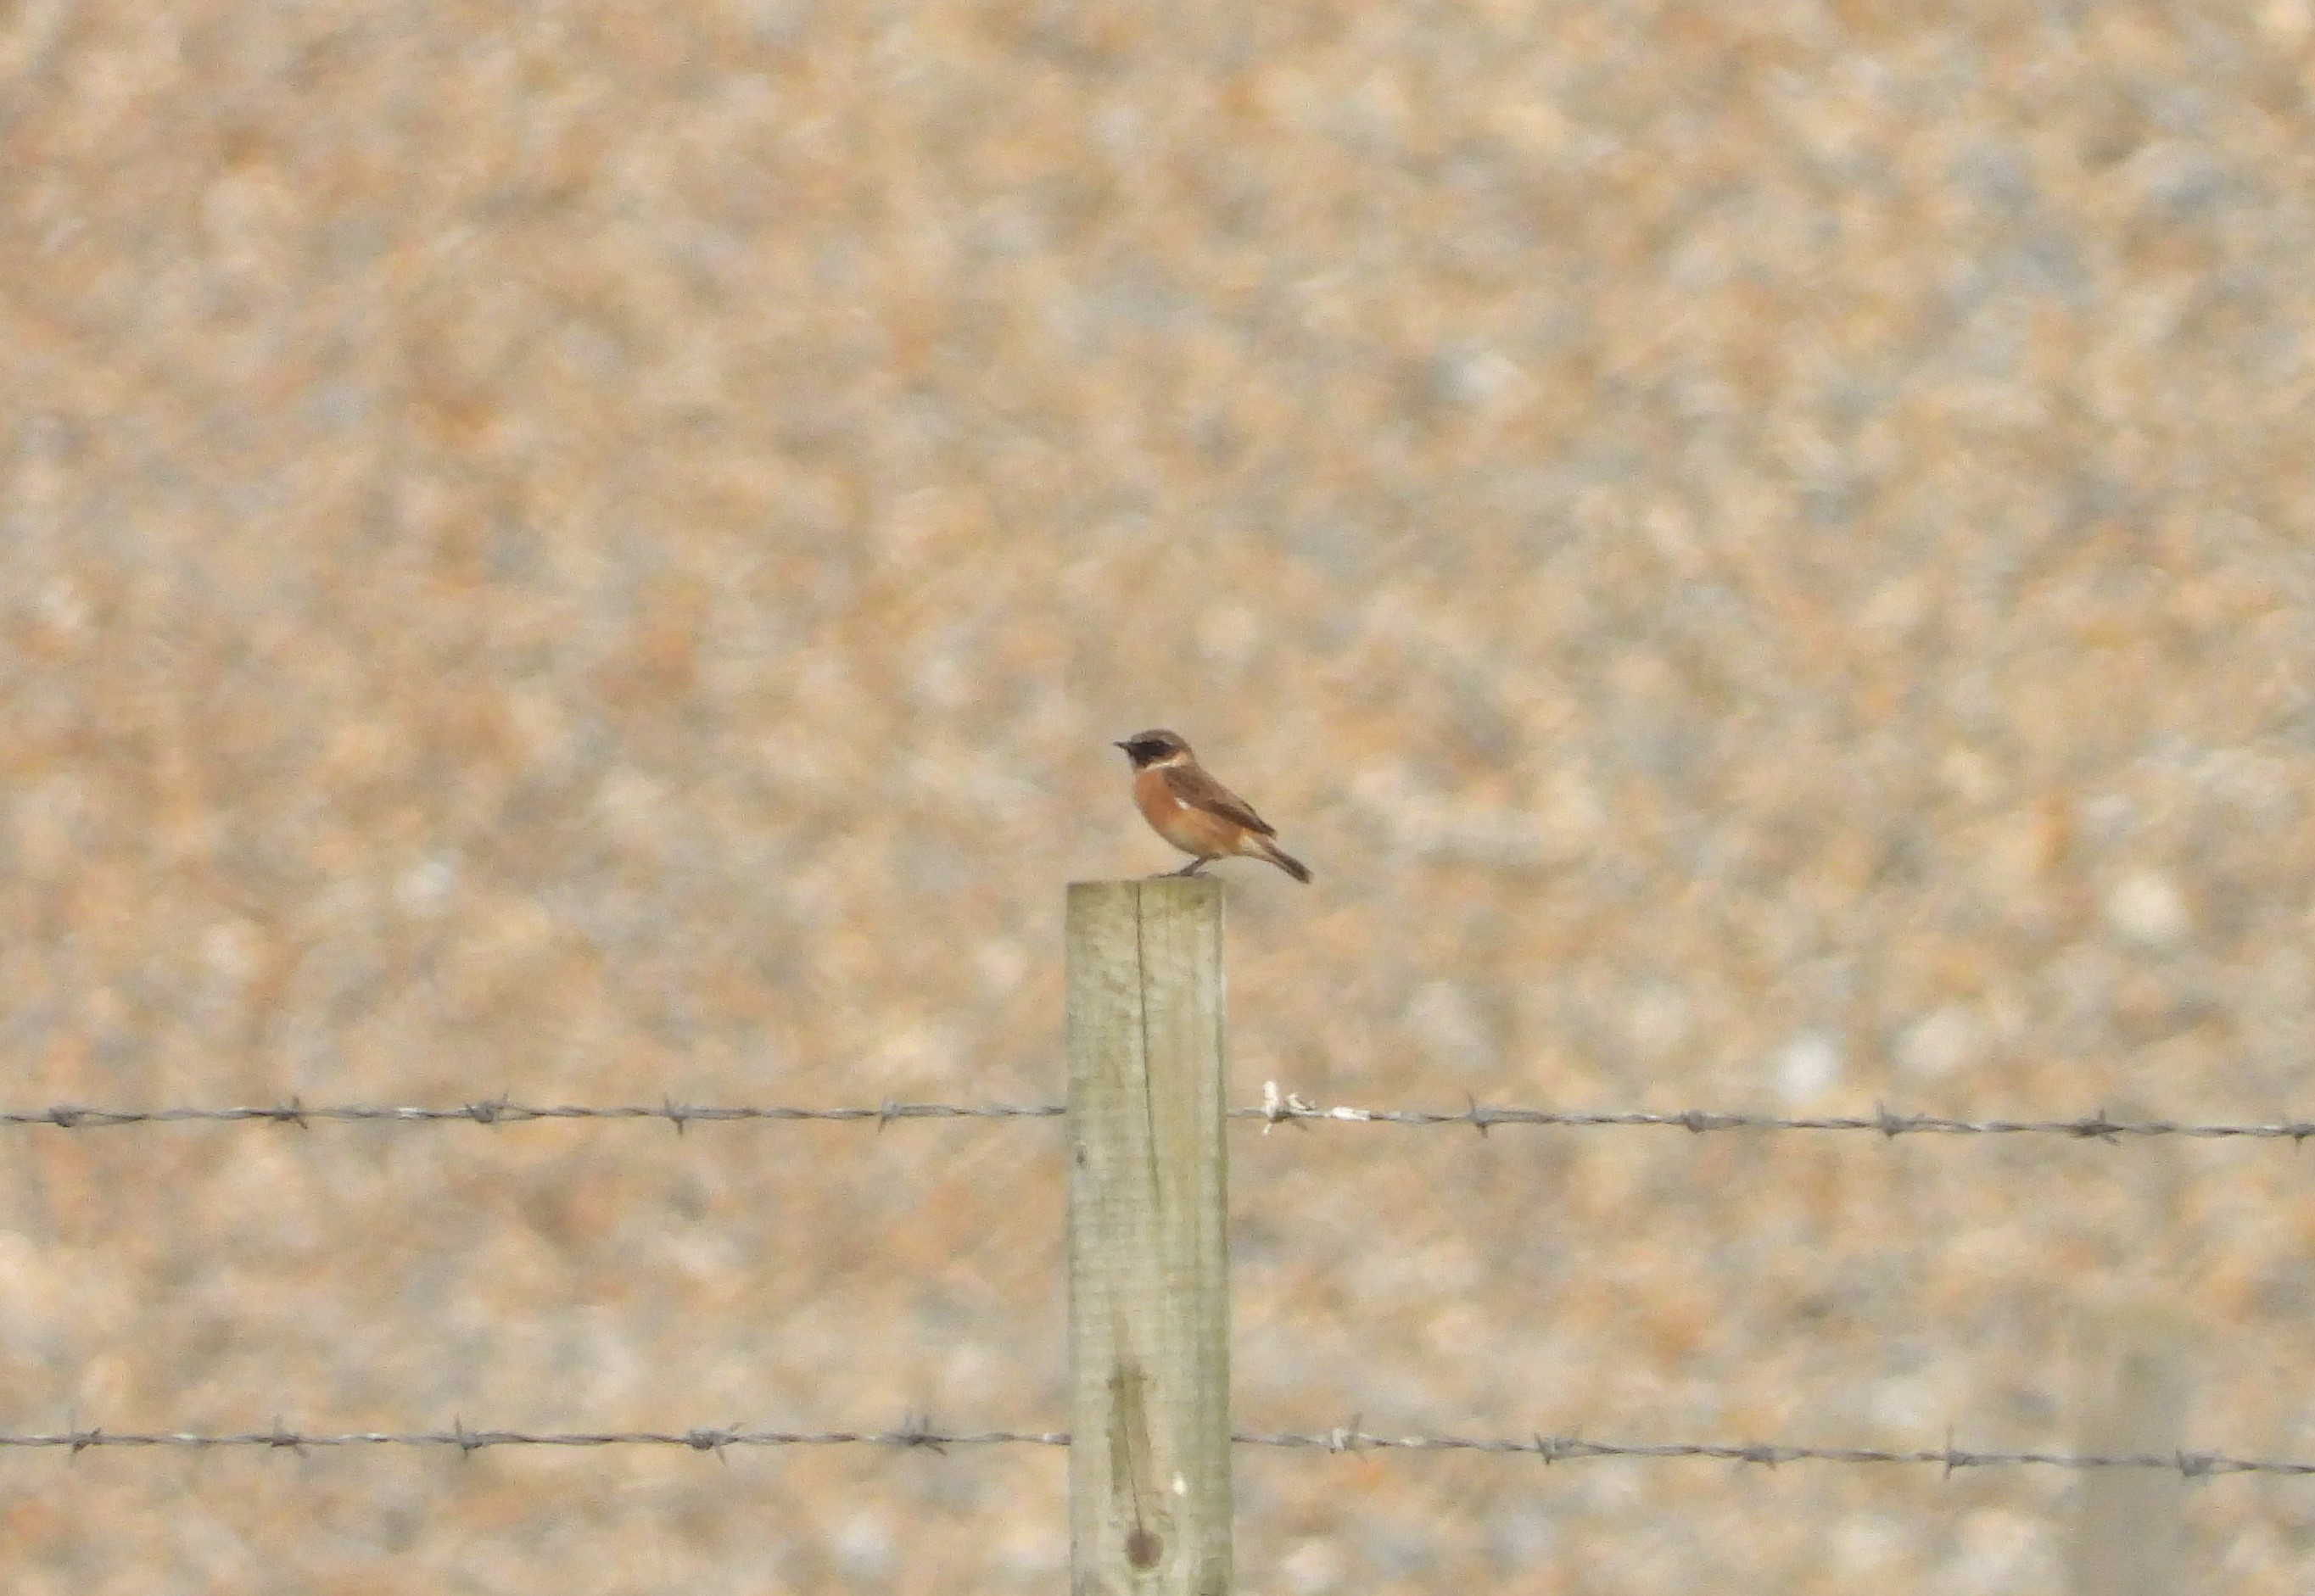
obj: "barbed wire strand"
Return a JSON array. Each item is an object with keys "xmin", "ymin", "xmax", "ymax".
[
  {"xmin": 0, "ymin": 1101, "xmax": 1063, "ymax": 1130},
  {"xmin": 3, "ymin": 1095, "xmax": 2312, "ymax": 1142},
  {"xmin": 1243, "ymin": 1093, "xmax": 2315, "ymax": 1142},
  {"xmin": 4, "ymin": 1424, "xmax": 2304, "ymax": 1476}
]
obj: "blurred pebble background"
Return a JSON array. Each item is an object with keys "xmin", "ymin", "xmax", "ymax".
[{"xmin": 4, "ymin": 0, "xmax": 2315, "ymax": 1589}]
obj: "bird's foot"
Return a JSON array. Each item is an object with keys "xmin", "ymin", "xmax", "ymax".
[{"xmin": 1171, "ymin": 857, "xmax": 1209, "ymax": 877}]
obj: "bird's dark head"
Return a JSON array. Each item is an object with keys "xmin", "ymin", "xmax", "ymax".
[{"xmin": 1114, "ymin": 729, "xmax": 1192, "ymax": 769}]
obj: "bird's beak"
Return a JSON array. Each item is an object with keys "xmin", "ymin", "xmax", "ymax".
[{"xmin": 1113, "ymin": 741, "xmax": 1132, "ymax": 751}]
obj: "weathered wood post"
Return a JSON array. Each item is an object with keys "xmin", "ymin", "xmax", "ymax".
[
  {"xmin": 2070, "ymin": 1115, "xmax": 2189, "ymax": 1596},
  {"xmin": 1067, "ymin": 878, "xmax": 1231, "ymax": 1596},
  {"xmin": 2069, "ymin": 1303, "xmax": 2190, "ymax": 1593}
]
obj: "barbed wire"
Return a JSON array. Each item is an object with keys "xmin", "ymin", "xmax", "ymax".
[
  {"xmin": 1240, "ymin": 1429, "xmax": 2315, "ymax": 1478},
  {"xmin": 1244, "ymin": 1086, "xmax": 2315, "ymax": 1142},
  {"xmin": 4, "ymin": 1423, "xmax": 1063, "ymax": 1455},
  {"xmin": 3, "ymin": 1091, "xmax": 2312, "ymax": 1142},
  {"xmin": 0, "ymin": 1101, "xmax": 1063, "ymax": 1130},
  {"xmin": 4, "ymin": 1422, "xmax": 2304, "ymax": 1476}
]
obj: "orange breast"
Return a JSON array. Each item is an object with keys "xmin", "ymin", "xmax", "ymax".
[{"xmin": 1134, "ymin": 768, "xmax": 1242, "ymax": 857}]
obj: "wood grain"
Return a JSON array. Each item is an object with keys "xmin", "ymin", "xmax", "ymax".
[{"xmin": 1067, "ymin": 878, "xmax": 1230, "ymax": 1596}]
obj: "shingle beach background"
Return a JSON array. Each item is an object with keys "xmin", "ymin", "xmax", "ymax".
[{"xmin": 4, "ymin": 1, "xmax": 2315, "ymax": 1589}]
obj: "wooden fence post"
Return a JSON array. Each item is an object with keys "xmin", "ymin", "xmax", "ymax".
[
  {"xmin": 1067, "ymin": 878, "xmax": 1231, "ymax": 1596},
  {"xmin": 2069, "ymin": 1303, "xmax": 2191, "ymax": 1594},
  {"xmin": 2070, "ymin": 1113, "xmax": 2189, "ymax": 1596}
]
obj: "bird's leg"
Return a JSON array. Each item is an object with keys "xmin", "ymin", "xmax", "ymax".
[{"xmin": 1171, "ymin": 857, "xmax": 1208, "ymax": 876}]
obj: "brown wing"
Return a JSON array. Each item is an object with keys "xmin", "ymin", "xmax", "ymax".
[{"xmin": 1161, "ymin": 763, "xmax": 1276, "ymax": 836}]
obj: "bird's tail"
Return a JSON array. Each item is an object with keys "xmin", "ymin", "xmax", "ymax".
[{"xmin": 1255, "ymin": 837, "xmax": 1312, "ymax": 884}]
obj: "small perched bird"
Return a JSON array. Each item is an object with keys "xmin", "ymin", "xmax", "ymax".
[{"xmin": 1114, "ymin": 729, "xmax": 1311, "ymax": 883}]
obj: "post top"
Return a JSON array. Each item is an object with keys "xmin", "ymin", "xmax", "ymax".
[{"xmin": 1067, "ymin": 876, "xmax": 1225, "ymax": 901}]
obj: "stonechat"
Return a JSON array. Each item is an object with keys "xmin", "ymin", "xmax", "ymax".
[{"xmin": 1114, "ymin": 729, "xmax": 1311, "ymax": 883}]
